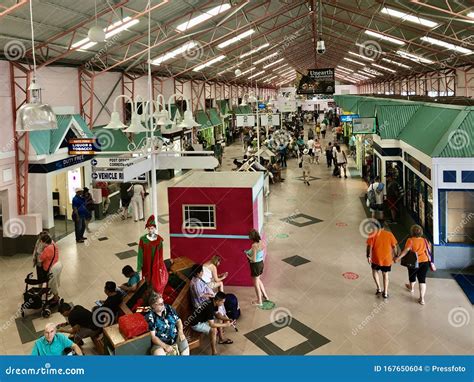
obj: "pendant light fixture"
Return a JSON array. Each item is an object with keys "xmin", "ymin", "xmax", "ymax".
[
  {"xmin": 88, "ymin": 0, "xmax": 106, "ymax": 43},
  {"xmin": 16, "ymin": 0, "xmax": 57, "ymax": 132}
]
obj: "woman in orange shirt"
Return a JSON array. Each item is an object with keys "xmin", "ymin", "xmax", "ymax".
[
  {"xmin": 395, "ymin": 225, "xmax": 432, "ymax": 305},
  {"xmin": 38, "ymin": 232, "xmax": 62, "ymax": 304}
]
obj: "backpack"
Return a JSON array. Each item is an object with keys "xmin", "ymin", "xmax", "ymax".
[
  {"xmin": 367, "ymin": 185, "xmax": 377, "ymax": 209},
  {"xmin": 224, "ymin": 293, "xmax": 240, "ymax": 320}
]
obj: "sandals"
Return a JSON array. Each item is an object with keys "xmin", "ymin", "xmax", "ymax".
[
  {"xmin": 251, "ymin": 300, "xmax": 263, "ymax": 307},
  {"xmin": 418, "ymin": 298, "xmax": 425, "ymax": 305},
  {"xmin": 405, "ymin": 284, "xmax": 414, "ymax": 293},
  {"xmin": 218, "ymin": 339, "xmax": 233, "ymax": 345},
  {"xmin": 382, "ymin": 292, "xmax": 389, "ymax": 299}
]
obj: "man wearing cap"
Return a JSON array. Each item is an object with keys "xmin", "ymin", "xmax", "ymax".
[
  {"xmin": 72, "ymin": 188, "xmax": 87, "ymax": 243},
  {"xmin": 137, "ymin": 216, "xmax": 168, "ymax": 294}
]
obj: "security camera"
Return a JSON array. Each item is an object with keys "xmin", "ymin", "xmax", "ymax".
[{"xmin": 316, "ymin": 39, "xmax": 326, "ymax": 54}]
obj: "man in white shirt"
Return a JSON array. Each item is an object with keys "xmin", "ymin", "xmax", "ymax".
[
  {"xmin": 307, "ymin": 138, "xmax": 315, "ymax": 163},
  {"xmin": 367, "ymin": 176, "xmax": 384, "ymax": 219}
]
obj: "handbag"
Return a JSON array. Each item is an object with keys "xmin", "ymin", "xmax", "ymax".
[
  {"xmin": 118, "ymin": 313, "xmax": 148, "ymax": 339},
  {"xmin": 401, "ymin": 250, "xmax": 418, "ymax": 268},
  {"xmin": 424, "ymin": 239, "xmax": 436, "ymax": 272}
]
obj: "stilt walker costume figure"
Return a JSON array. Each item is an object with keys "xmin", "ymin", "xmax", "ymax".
[{"xmin": 137, "ymin": 215, "xmax": 168, "ymax": 294}]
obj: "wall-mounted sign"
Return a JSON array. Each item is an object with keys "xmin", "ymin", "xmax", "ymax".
[
  {"xmin": 68, "ymin": 138, "xmax": 98, "ymax": 155},
  {"xmin": 340, "ymin": 114, "xmax": 360, "ymax": 123},
  {"xmin": 236, "ymin": 115, "xmax": 256, "ymax": 127},
  {"xmin": 91, "ymin": 170, "xmax": 147, "ymax": 183},
  {"xmin": 352, "ymin": 118, "xmax": 376, "ymax": 134},
  {"xmin": 260, "ymin": 114, "xmax": 280, "ymax": 126},
  {"xmin": 28, "ymin": 155, "xmax": 93, "ymax": 174},
  {"xmin": 297, "ymin": 68, "xmax": 335, "ymax": 95}
]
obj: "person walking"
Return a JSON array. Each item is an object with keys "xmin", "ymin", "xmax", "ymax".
[
  {"xmin": 301, "ymin": 148, "xmax": 312, "ymax": 186},
  {"xmin": 335, "ymin": 145, "xmax": 348, "ymax": 179},
  {"xmin": 394, "ymin": 225, "xmax": 433, "ymax": 305},
  {"xmin": 386, "ymin": 173, "xmax": 404, "ymax": 223},
  {"xmin": 245, "ymin": 229, "xmax": 269, "ymax": 307},
  {"xmin": 320, "ymin": 122, "xmax": 327, "ymax": 139},
  {"xmin": 72, "ymin": 188, "xmax": 87, "ymax": 243},
  {"xmin": 315, "ymin": 124, "xmax": 321, "ymax": 140},
  {"xmin": 366, "ymin": 219, "xmax": 399, "ymax": 299},
  {"xmin": 325, "ymin": 142, "xmax": 333, "ymax": 168},
  {"xmin": 367, "ymin": 177, "xmax": 384, "ymax": 219},
  {"xmin": 307, "ymin": 126, "xmax": 315, "ymax": 141},
  {"xmin": 307, "ymin": 137, "xmax": 315, "ymax": 164},
  {"xmin": 131, "ymin": 183, "xmax": 145, "ymax": 222},
  {"xmin": 277, "ymin": 143, "xmax": 287, "ymax": 168},
  {"xmin": 313, "ymin": 139, "xmax": 322, "ymax": 165},
  {"xmin": 120, "ymin": 182, "xmax": 133, "ymax": 220}
]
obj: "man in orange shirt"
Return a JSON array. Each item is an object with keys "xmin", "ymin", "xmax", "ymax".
[{"xmin": 366, "ymin": 219, "xmax": 399, "ymax": 299}]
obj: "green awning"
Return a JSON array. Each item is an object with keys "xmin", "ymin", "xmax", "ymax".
[
  {"xmin": 217, "ymin": 100, "xmax": 229, "ymax": 115},
  {"xmin": 398, "ymin": 105, "xmax": 464, "ymax": 156},
  {"xmin": 375, "ymin": 103, "xmax": 421, "ymax": 139},
  {"xmin": 30, "ymin": 114, "xmax": 94, "ymax": 155},
  {"xmin": 195, "ymin": 110, "xmax": 213, "ymax": 128},
  {"xmin": 208, "ymin": 108, "xmax": 222, "ymax": 126},
  {"xmin": 92, "ymin": 127, "xmax": 131, "ymax": 152},
  {"xmin": 334, "ymin": 95, "xmax": 360, "ymax": 113},
  {"xmin": 433, "ymin": 109, "xmax": 474, "ymax": 158}
]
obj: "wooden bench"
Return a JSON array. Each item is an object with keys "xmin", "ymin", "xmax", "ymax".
[{"xmin": 105, "ymin": 260, "xmax": 202, "ymax": 354}]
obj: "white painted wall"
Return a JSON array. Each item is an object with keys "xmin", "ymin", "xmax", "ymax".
[{"xmin": 335, "ymin": 84, "xmax": 358, "ymax": 95}]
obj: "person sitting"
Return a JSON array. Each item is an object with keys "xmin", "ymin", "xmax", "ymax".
[
  {"xmin": 144, "ymin": 292, "xmax": 189, "ymax": 356},
  {"xmin": 31, "ymin": 323, "xmax": 83, "ymax": 356},
  {"xmin": 232, "ymin": 158, "xmax": 244, "ymax": 170},
  {"xmin": 190, "ymin": 264, "xmax": 215, "ymax": 308},
  {"xmin": 188, "ymin": 292, "xmax": 235, "ymax": 355},
  {"xmin": 202, "ymin": 256, "xmax": 228, "ymax": 293},
  {"xmin": 94, "ymin": 281, "xmax": 123, "ymax": 318},
  {"xmin": 120, "ymin": 265, "xmax": 140, "ymax": 293},
  {"xmin": 57, "ymin": 302, "xmax": 102, "ymax": 346}
]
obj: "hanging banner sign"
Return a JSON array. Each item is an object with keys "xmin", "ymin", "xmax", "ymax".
[
  {"xmin": 297, "ymin": 68, "xmax": 335, "ymax": 95},
  {"xmin": 260, "ymin": 114, "xmax": 280, "ymax": 126},
  {"xmin": 340, "ymin": 114, "xmax": 360, "ymax": 123},
  {"xmin": 68, "ymin": 138, "xmax": 98, "ymax": 155},
  {"xmin": 236, "ymin": 115, "xmax": 256, "ymax": 127},
  {"xmin": 352, "ymin": 117, "xmax": 376, "ymax": 134},
  {"xmin": 91, "ymin": 157, "xmax": 134, "ymax": 168},
  {"xmin": 91, "ymin": 170, "xmax": 147, "ymax": 183},
  {"xmin": 279, "ymin": 100, "xmax": 297, "ymax": 113}
]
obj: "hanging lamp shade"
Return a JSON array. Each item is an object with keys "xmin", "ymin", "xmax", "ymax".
[
  {"xmin": 88, "ymin": 25, "xmax": 106, "ymax": 43},
  {"xmin": 124, "ymin": 112, "xmax": 148, "ymax": 133},
  {"xmin": 104, "ymin": 111, "xmax": 127, "ymax": 129},
  {"xmin": 16, "ymin": 82, "xmax": 57, "ymax": 132},
  {"xmin": 182, "ymin": 110, "xmax": 200, "ymax": 127},
  {"xmin": 156, "ymin": 111, "xmax": 173, "ymax": 126}
]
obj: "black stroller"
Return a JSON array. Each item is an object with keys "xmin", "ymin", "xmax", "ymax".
[{"xmin": 21, "ymin": 272, "xmax": 55, "ymax": 318}]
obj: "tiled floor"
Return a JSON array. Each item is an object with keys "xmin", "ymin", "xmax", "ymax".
[{"xmin": 1, "ymin": 127, "xmax": 473, "ymax": 356}]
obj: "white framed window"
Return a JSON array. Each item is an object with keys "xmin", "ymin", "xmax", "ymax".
[{"xmin": 183, "ymin": 204, "xmax": 216, "ymax": 229}]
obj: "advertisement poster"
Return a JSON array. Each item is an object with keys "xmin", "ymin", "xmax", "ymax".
[
  {"xmin": 352, "ymin": 117, "xmax": 376, "ymax": 134},
  {"xmin": 260, "ymin": 114, "xmax": 280, "ymax": 126},
  {"xmin": 297, "ymin": 68, "xmax": 335, "ymax": 95}
]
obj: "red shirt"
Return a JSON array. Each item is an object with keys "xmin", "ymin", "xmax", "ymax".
[{"xmin": 39, "ymin": 243, "xmax": 59, "ymax": 271}]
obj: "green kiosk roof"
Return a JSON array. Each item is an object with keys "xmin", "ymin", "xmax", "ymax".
[{"xmin": 208, "ymin": 108, "xmax": 222, "ymax": 126}]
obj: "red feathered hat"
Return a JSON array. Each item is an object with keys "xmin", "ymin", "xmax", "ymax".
[{"xmin": 145, "ymin": 215, "xmax": 156, "ymax": 228}]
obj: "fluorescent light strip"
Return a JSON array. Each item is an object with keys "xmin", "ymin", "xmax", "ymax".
[
  {"xmin": 364, "ymin": 30, "xmax": 405, "ymax": 45},
  {"xmin": 236, "ymin": 66, "xmax": 256, "ymax": 77},
  {"xmin": 336, "ymin": 65, "xmax": 354, "ymax": 72},
  {"xmin": 176, "ymin": 3, "xmax": 231, "ymax": 32},
  {"xmin": 381, "ymin": 7, "xmax": 438, "ymax": 28},
  {"xmin": 349, "ymin": 51, "xmax": 374, "ymax": 61},
  {"xmin": 217, "ymin": 29, "xmax": 254, "ymax": 48},
  {"xmin": 362, "ymin": 67, "xmax": 382, "ymax": 76},
  {"xmin": 351, "ymin": 73, "xmax": 370, "ymax": 79},
  {"xmin": 420, "ymin": 36, "xmax": 473, "ymax": 54},
  {"xmin": 193, "ymin": 55, "xmax": 226, "ymax": 71},
  {"xmin": 278, "ymin": 69, "xmax": 295, "ymax": 77},
  {"xmin": 254, "ymin": 52, "xmax": 278, "ymax": 65},
  {"xmin": 272, "ymin": 64, "xmax": 290, "ymax": 73},
  {"xmin": 263, "ymin": 75, "xmax": 278, "ymax": 83},
  {"xmin": 152, "ymin": 41, "xmax": 198, "ymax": 65},
  {"xmin": 468, "ymin": 12, "xmax": 474, "ymax": 18},
  {"xmin": 240, "ymin": 42, "xmax": 270, "ymax": 59},
  {"xmin": 344, "ymin": 57, "xmax": 366, "ymax": 66},
  {"xmin": 262, "ymin": 57, "xmax": 284, "ymax": 69},
  {"xmin": 248, "ymin": 70, "xmax": 265, "ymax": 79},
  {"xmin": 358, "ymin": 70, "xmax": 376, "ymax": 78},
  {"xmin": 371, "ymin": 63, "xmax": 396, "ymax": 73},
  {"xmin": 396, "ymin": 50, "xmax": 434, "ymax": 64},
  {"xmin": 336, "ymin": 69, "xmax": 353, "ymax": 76},
  {"xmin": 381, "ymin": 58, "xmax": 411, "ymax": 69},
  {"xmin": 72, "ymin": 17, "xmax": 139, "ymax": 49}
]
